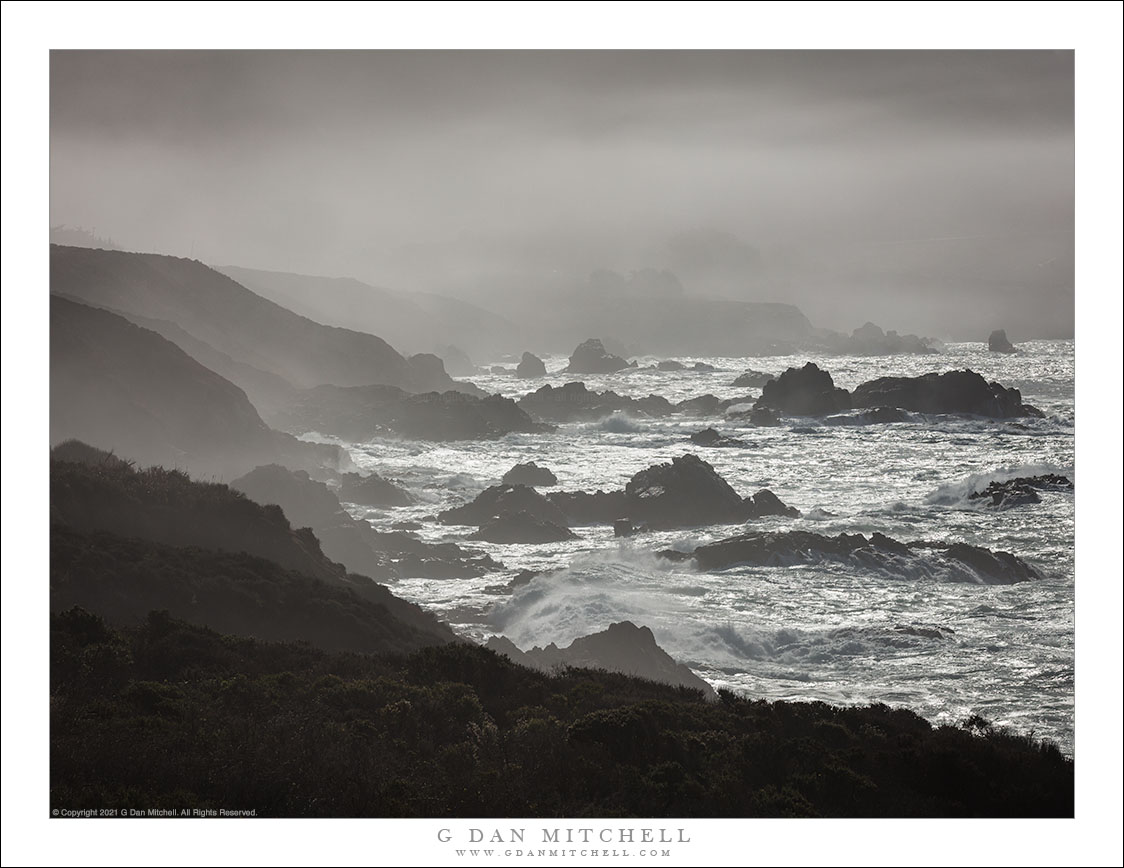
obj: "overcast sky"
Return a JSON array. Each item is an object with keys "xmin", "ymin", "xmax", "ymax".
[{"xmin": 50, "ymin": 50, "xmax": 1074, "ymax": 332}]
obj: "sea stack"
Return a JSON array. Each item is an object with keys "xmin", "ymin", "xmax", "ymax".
[{"xmin": 988, "ymin": 329, "xmax": 1017, "ymax": 353}]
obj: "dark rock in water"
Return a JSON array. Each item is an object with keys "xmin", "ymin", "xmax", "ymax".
[
  {"xmin": 614, "ymin": 518, "xmax": 635, "ymax": 537},
  {"xmin": 486, "ymin": 621, "xmax": 716, "ymax": 699},
  {"xmin": 858, "ymin": 406, "xmax": 910, "ymax": 424},
  {"xmin": 338, "ymin": 471, "xmax": 414, "ymax": 507},
  {"xmin": 755, "ymin": 362, "xmax": 852, "ymax": 416},
  {"xmin": 730, "ymin": 369, "xmax": 774, "ymax": 388},
  {"xmin": 470, "ymin": 511, "xmax": 577, "ymax": 544},
  {"xmin": 439, "ymin": 484, "xmax": 571, "ymax": 528},
  {"xmin": 548, "ymin": 489, "xmax": 631, "ymax": 525},
  {"xmin": 518, "ymin": 382, "xmax": 674, "ymax": 423},
  {"xmin": 657, "ymin": 359, "xmax": 685, "ymax": 371},
  {"xmin": 436, "ymin": 344, "xmax": 475, "ymax": 376},
  {"xmin": 989, "ymin": 329, "xmax": 1017, "ymax": 353},
  {"xmin": 490, "ymin": 365, "xmax": 510, "ymax": 375},
  {"xmin": 844, "ymin": 322, "xmax": 937, "ymax": 355},
  {"xmin": 502, "ymin": 461, "xmax": 559, "ymax": 487},
  {"xmin": 750, "ymin": 489, "xmax": 801, "ymax": 518},
  {"xmin": 668, "ymin": 529, "xmax": 1039, "ymax": 585},
  {"xmin": 691, "ymin": 362, "xmax": 716, "ymax": 372},
  {"xmin": 232, "ymin": 464, "xmax": 500, "ymax": 580},
  {"xmin": 676, "ymin": 394, "xmax": 722, "ymax": 416},
  {"xmin": 565, "ymin": 338, "xmax": 632, "ymax": 374},
  {"xmin": 851, "ymin": 369, "xmax": 1044, "ymax": 418},
  {"xmin": 547, "ymin": 454, "xmax": 799, "ymax": 528},
  {"xmin": 689, "ymin": 427, "xmax": 749, "ymax": 448},
  {"xmin": 625, "ymin": 454, "xmax": 746, "ymax": 528},
  {"xmin": 274, "ymin": 383, "xmax": 553, "ymax": 441},
  {"xmin": 516, "ymin": 351, "xmax": 547, "ymax": 378},
  {"xmin": 822, "ymin": 406, "xmax": 911, "ymax": 426},
  {"xmin": 968, "ymin": 474, "xmax": 1073, "ymax": 509}
]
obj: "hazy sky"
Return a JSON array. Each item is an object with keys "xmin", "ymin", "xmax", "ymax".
[{"xmin": 50, "ymin": 50, "xmax": 1074, "ymax": 333}]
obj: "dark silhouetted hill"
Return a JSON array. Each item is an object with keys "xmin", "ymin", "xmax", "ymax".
[
  {"xmin": 49, "ymin": 443, "xmax": 456, "ymax": 648},
  {"xmin": 50, "ymin": 245, "xmax": 472, "ymax": 404},
  {"xmin": 51, "ymin": 611, "xmax": 1073, "ymax": 817},
  {"xmin": 50, "ymin": 297, "xmax": 343, "ymax": 478}
]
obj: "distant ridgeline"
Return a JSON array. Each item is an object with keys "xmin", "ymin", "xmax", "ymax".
[{"xmin": 49, "ymin": 245, "xmax": 479, "ymax": 418}]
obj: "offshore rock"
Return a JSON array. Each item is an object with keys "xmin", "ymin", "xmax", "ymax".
[
  {"xmin": 968, "ymin": 474, "xmax": 1073, "ymax": 509},
  {"xmin": 518, "ymin": 382, "xmax": 674, "ymax": 423},
  {"xmin": 469, "ymin": 511, "xmax": 577, "ymax": 544},
  {"xmin": 754, "ymin": 362, "xmax": 852, "ymax": 416},
  {"xmin": 989, "ymin": 329, "xmax": 1017, "ymax": 353},
  {"xmin": 274, "ymin": 384, "xmax": 552, "ymax": 441},
  {"xmin": 516, "ymin": 351, "xmax": 547, "ymax": 378},
  {"xmin": 438, "ymin": 483, "xmax": 571, "ymax": 528},
  {"xmin": 730, "ymin": 369, "xmax": 774, "ymax": 388},
  {"xmin": 851, "ymin": 370, "xmax": 1044, "ymax": 418},
  {"xmin": 565, "ymin": 338, "xmax": 632, "ymax": 374},
  {"xmin": 546, "ymin": 454, "xmax": 798, "ymax": 528},
  {"xmin": 689, "ymin": 427, "xmax": 749, "ymax": 448},
  {"xmin": 486, "ymin": 621, "xmax": 716, "ymax": 699},
  {"xmin": 338, "ymin": 471, "xmax": 414, "ymax": 507},
  {"xmin": 667, "ymin": 529, "xmax": 1040, "ymax": 585},
  {"xmin": 501, "ymin": 461, "xmax": 559, "ymax": 487}
]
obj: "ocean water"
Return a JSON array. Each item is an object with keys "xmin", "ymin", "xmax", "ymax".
[{"xmin": 334, "ymin": 341, "xmax": 1075, "ymax": 754}]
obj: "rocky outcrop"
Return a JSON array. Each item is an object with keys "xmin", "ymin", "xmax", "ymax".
[
  {"xmin": 676, "ymin": 395, "xmax": 722, "ymax": 416},
  {"xmin": 851, "ymin": 370, "xmax": 1043, "ymax": 418},
  {"xmin": 469, "ymin": 512, "xmax": 577, "ymax": 544},
  {"xmin": 689, "ymin": 428, "xmax": 749, "ymax": 448},
  {"xmin": 337, "ymin": 471, "xmax": 414, "ymax": 507},
  {"xmin": 518, "ymin": 382, "xmax": 674, "ymax": 423},
  {"xmin": 486, "ymin": 621, "xmax": 716, "ymax": 699},
  {"xmin": 516, "ymin": 351, "xmax": 547, "ymax": 378},
  {"xmin": 968, "ymin": 474, "xmax": 1073, "ymax": 509},
  {"xmin": 502, "ymin": 462, "xmax": 559, "ymax": 487},
  {"xmin": 450, "ymin": 456, "xmax": 797, "ymax": 531},
  {"xmin": 754, "ymin": 362, "xmax": 852, "ymax": 416},
  {"xmin": 656, "ymin": 359, "xmax": 685, "ymax": 371},
  {"xmin": 438, "ymin": 484, "xmax": 571, "ymax": 528},
  {"xmin": 664, "ymin": 530, "xmax": 1040, "ymax": 585},
  {"xmin": 989, "ymin": 329, "xmax": 1017, "ymax": 353},
  {"xmin": 273, "ymin": 384, "xmax": 553, "ymax": 442},
  {"xmin": 730, "ymin": 370, "xmax": 774, "ymax": 388},
  {"xmin": 549, "ymin": 454, "xmax": 798, "ymax": 528},
  {"xmin": 232, "ymin": 464, "xmax": 500, "ymax": 580},
  {"xmin": 547, "ymin": 489, "xmax": 631, "ymax": 525},
  {"xmin": 565, "ymin": 338, "xmax": 632, "ymax": 374},
  {"xmin": 843, "ymin": 322, "xmax": 937, "ymax": 355}
]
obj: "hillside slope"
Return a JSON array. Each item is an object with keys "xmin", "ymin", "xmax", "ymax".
[
  {"xmin": 49, "ymin": 442, "xmax": 456, "ymax": 648},
  {"xmin": 50, "ymin": 297, "xmax": 342, "ymax": 478},
  {"xmin": 220, "ymin": 265, "xmax": 516, "ymax": 361},
  {"xmin": 50, "ymin": 245, "xmax": 474, "ymax": 398}
]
